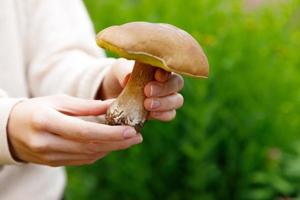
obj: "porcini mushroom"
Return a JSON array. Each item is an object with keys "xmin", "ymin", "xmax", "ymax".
[{"xmin": 96, "ymin": 22, "xmax": 209, "ymax": 131}]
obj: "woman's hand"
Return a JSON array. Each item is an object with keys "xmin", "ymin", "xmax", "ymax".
[
  {"xmin": 143, "ymin": 69, "xmax": 184, "ymax": 121},
  {"xmin": 100, "ymin": 58, "xmax": 184, "ymax": 121},
  {"xmin": 7, "ymin": 95, "xmax": 142, "ymax": 166}
]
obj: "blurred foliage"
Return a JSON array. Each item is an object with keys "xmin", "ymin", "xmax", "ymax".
[{"xmin": 66, "ymin": 0, "xmax": 300, "ymax": 199}]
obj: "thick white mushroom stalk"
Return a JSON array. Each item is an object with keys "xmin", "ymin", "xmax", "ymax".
[{"xmin": 105, "ymin": 62, "xmax": 155, "ymax": 131}]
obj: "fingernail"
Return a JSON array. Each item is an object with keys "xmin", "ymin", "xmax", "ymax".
[
  {"xmin": 135, "ymin": 134, "xmax": 143, "ymax": 143},
  {"xmin": 150, "ymin": 85, "xmax": 159, "ymax": 96},
  {"xmin": 123, "ymin": 128, "xmax": 136, "ymax": 139},
  {"xmin": 139, "ymin": 135, "xmax": 143, "ymax": 143},
  {"xmin": 150, "ymin": 100, "xmax": 160, "ymax": 109}
]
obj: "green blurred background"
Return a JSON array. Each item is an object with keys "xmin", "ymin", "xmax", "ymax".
[{"xmin": 66, "ymin": 0, "xmax": 300, "ymax": 199}]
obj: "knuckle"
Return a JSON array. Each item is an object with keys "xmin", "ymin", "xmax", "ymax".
[
  {"xmin": 39, "ymin": 154, "xmax": 53, "ymax": 164},
  {"xmin": 101, "ymin": 129, "xmax": 117, "ymax": 141},
  {"xmin": 95, "ymin": 126, "xmax": 121, "ymax": 141},
  {"xmin": 29, "ymin": 137, "xmax": 48, "ymax": 153},
  {"xmin": 77, "ymin": 125, "xmax": 92, "ymax": 139},
  {"xmin": 31, "ymin": 110, "xmax": 49, "ymax": 130},
  {"xmin": 85, "ymin": 143, "xmax": 99, "ymax": 154}
]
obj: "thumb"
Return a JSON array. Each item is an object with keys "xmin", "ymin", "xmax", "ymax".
[
  {"xmin": 52, "ymin": 95, "xmax": 115, "ymax": 116},
  {"xmin": 112, "ymin": 58, "xmax": 134, "ymax": 88}
]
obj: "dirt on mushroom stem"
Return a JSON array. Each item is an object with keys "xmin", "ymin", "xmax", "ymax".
[{"xmin": 105, "ymin": 62, "xmax": 156, "ymax": 132}]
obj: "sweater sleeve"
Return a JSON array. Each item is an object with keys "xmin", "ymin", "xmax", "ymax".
[
  {"xmin": 0, "ymin": 90, "xmax": 24, "ymax": 164},
  {"xmin": 26, "ymin": 0, "xmax": 115, "ymax": 99}
]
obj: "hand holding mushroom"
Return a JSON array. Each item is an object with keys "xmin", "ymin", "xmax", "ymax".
[
  {"xmin": 99, "ymin": 58, "xmax": 185, "ymax": 122},
  {"xmin": 97, "ymin": 22, "xmax": 209, "ymax": 131}
]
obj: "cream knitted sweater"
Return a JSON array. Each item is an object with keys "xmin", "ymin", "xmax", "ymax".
[{"xmin": 0, "ymin": 0, "xmax": 114, "ymax": 199}]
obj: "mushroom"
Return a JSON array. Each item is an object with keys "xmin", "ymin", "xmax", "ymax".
[{"xmin": 96, "ymin": 22, "xmax": 209, "ymax": 131}]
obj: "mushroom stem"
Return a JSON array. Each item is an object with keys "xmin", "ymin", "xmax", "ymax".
[{"xmin": 105, "ymin": 62, "xmax": 155, "ymax": 132}]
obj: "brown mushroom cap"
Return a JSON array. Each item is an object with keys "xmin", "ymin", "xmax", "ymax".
[{"xmin": 96, "ymin": 21, "xmax": 209, "ymax": 78}]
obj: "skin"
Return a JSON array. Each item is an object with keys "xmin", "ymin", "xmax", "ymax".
[
  {"xmin": 8, "ymin": 95, "xmax": 142, "ymax": 166},
  {"xmin": 100, "ymin": 58, "xmax": 184, "ymax": 121},
  {"xmin": 8, "ymin": 58, "xmax": 184, "ymax": 166}
]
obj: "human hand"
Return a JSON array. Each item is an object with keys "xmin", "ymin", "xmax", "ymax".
[
  {"xmin": 98, "ymin": 58, "xmax": 134, "ymax": 99},
  {"xmin": 143, "ymin": 68, "xmax": 184, "ymax": 121},
  {"xmin": 99, "ymin": 58, "xmax": 184, "ymax": 121},
  {"xmin": 7, "ymin": 95, "xmax": 142, "ymax": 166}
]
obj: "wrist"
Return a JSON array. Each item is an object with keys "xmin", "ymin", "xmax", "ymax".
[
  {"xmin": 0, "ymin": 98, "xmax": 26, "ymax": 164},
  {"xmin": 6, "ymin": 100, "xmax": 27, "ymax": 162}
]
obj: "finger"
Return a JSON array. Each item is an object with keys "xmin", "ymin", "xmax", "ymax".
[
  {"xmin": 26, "ymin": 132, "xmax": 97, "ymax": 154},
  {"xmin": 154, "ymin": 69, "xmax": 171, "ymax": 83},
  {"xmin": 144, "ymin": 93, "xmax": 184, "ymax": 112},
  {"xmin": 144, "ymin": 74, "xmax": 184, "ymax": 97},
  {"xmin": 55, "ymin": 155, "xmax": 108, "ymax": 166},
  {"xmin": 32, "ymin": 132, "xmax": 142, "ymax": 154},
  {"xmin": 40, "ymin": 152, "xmax": 107, "ymax": 162},
  {"xmin": 90, "ymin": 134, "xmax": 143, "ymax": 152},
  {"xmin": 49, "ymin": 95, "xmax": 114, "ymax": 116},
  {"xmin": 35, "ymin": 152, "xmax": 108, "ymax": 167},
  {"xmin": 112, "ymin": 58, "xmax": 134, "ymax": 87},
  {"xmin": 13, "ymin": 135, "xmax": 110, "ymax": 166},
  {"xmin": 149, "ymin": 110, "xmax": 177, "ymax": 121},
  {"xmin": 32, "ymin": 109, "xmax": 137, "ymax": 141},
  {"xmin": 53, "ymin": 158, "xmax": 104, "ymax": 166}
]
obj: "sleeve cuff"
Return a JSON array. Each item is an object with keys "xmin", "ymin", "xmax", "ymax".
[
  {"xmin": 0, "ymin": 98, "xmax": 26, "ymax": 164},
  {"xmin": 77, "ymin": 58, "xmax": 114, "ymax": 100}
]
